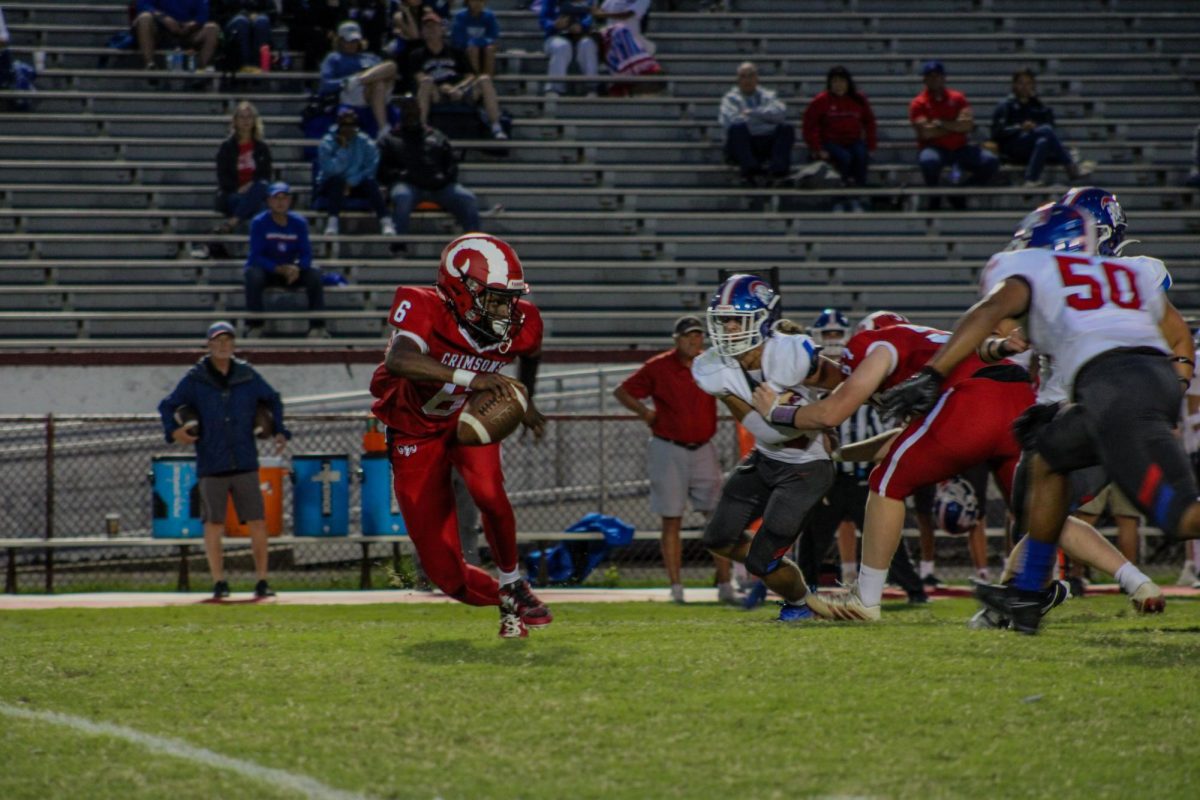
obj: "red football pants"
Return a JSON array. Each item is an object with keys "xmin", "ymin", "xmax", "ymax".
[
  {"xmin": 869, "ymin": 377, "xmax": 1035, "ymax": 501},
  {"xmin": 389, "ymin": 429, "xmax": 519, "ymax": 607}
]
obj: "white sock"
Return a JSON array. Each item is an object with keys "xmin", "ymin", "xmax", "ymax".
[
  {"xmin": 717, "ymin": 580, "xmax": 733, "ymax": 593},
  {"xmin": 976, "ymin": 567, "xmax": 991, "ymax": 582},
  {"xmin": 841, "ymin": 562, "xmax": 858, "ymax": 583},
  {"xmin": 1191, "ymin": 539, "xmax": 1200, "ymax": 564},
  {"xmin": 919, "ymin": 560, "xmax": 935, "ymax": 579},
  {"xmin": 858, "ymin": 565, "xmax": 887, "ymax": 607},
  {"xmin": 1115, "ymin": 562, "xmax": 1150, "ymax": 596},
  {"xmin": 498, "ymin": 568, "xmax": 522, "ymax": 586}
]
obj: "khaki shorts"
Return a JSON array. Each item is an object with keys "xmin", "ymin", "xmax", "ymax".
[
  {"xmin": 1076, "ymin": 483, "xmax": 1140, "ymax": 519},
  {"xmin": 646, "ymin": 436, "xmax": 722, "ymax": 518},
  {"xmin": 199, "ymin": 470, "xmax": 264, "ymax": 524}
]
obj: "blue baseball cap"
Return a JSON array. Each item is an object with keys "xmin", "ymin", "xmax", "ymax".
[
  {"xmin": 336, "ymin": 104, "xmax": 359, "ymax": 120},
  {"xmin": 921, "ymin": 60, "xmax": 945, "ymax": 76},
  {"xmin": 267, "ymin": 181, "xmax": 290, "ymax": 197},
  {"xmin": 207, "ymin": 320, "xmax": 236, "ymax": 341}
]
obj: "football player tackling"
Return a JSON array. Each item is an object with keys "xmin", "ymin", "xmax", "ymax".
[
  {"xmin": 884, "ymin": 203, "xmax": 1199, "ymax": 633},
  {"xmin": 369, "ymin": 233, "xmax": 551, "ymax": 638}
]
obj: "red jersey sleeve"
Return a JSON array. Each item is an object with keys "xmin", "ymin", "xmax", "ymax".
[
  {"xmin": 386, "ymin": 286, "xmax": 439, "ymax": 353},
  {"xmin": 509, "ymin": 300, "xmax": 544, "ymax": 357},
  {"xmin": 840, "ymin": 330, "xmax": 873, "ymax": 376}
]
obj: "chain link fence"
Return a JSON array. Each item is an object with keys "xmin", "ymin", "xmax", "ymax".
[{"xmin": 1, "ymin": 405, "xmax": 1188, "ymax": 593}]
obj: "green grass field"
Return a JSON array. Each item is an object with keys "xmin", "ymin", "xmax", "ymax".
[{"xmin": 2, "ymin": 596, "xmax": 1199, "ymax": 800}]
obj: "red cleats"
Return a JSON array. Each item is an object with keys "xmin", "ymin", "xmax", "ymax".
[{"xmin": 500, "ymin": 579, "xmax": 553, "ymax": 628}]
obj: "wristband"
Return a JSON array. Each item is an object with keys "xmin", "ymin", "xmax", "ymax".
[
  {"xmin": 768, "ymin": 404, "xmax": 796, "ymax": 427},
  {"xmin": 1173, "ymin": 356, "xmax": 1195, "ymax": 367},
  {"xmin": 451, "ymin": 369, "xmax": 477, "ymax": 388}
]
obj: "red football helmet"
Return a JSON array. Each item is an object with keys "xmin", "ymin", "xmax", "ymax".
[
  {"xmin": 854, "ymin": 310, "xmax": 909, "ymax": 336},
  {"xmin": 436, "ymin": 233, "xmax": 528, "ymax": 345}
]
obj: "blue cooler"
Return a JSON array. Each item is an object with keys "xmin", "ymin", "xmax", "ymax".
[
  {"xmin": 150, "ymin": 455, "xmax": 203, "ymax": 538},
  {"xmin": 292, "ymin": 453, "xmax": 349, "ymax": 536},
  {"xmin": 359, "ymin": 452, "xmax": 407, "ymax": 536}
]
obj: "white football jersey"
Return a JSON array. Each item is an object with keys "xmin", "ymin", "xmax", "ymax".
[
  {"xmin": 981, "ymin": 249, "xmax": 1169, "ymax": 397},
  {"xmin": 692, "ymin": 333, "xmax": 828, "ymax": 465}
]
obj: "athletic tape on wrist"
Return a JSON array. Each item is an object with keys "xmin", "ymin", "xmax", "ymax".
[{"xmin": 452, "ymin": 369, "xmax": 477, "ymax": 388}]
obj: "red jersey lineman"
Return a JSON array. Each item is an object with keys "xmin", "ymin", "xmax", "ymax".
[{"xmin": 369, "ymin": 232, "xmax": 551, "ymax": 638}]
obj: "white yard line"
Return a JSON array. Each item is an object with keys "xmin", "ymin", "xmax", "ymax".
[{"xmin": 0, "ymin": 702, "xmax": 376, "ymax": 800}]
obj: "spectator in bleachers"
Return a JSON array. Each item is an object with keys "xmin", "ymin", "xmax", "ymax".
[
  {"xmin": 451, "ymin": 0, "xmax": 500, "ymax": 78},
  {"xmin": 378, "ymin": 95, "xmax": 482, "ymax": 250},
  {"xmin": 213, "ymin": 0, "xmax": 275, "ymax": 74},
  {"xmin": 802, "ymin": 65, "xmax": 877, "ymax": 210},
  {"xmin": 386, "ymin": 0, "xmax": 426, "ymax": 62},
  {"xmin": 409, "ymin": 9, "xmax": 507, "ymax": 139},
  {"xmin": 596, "ymin": 0, "xmax": 663, "ymax": 96},
  {"xmin": 213, "ymin": 101, "xmax": 272, "ymax": 237},
  {"xmin": 990, "ymin": 69, "xmax": 1091, "ymax": 187},
  {"xmin": 158, "ymin": 320, "xmax": 289, "ymax": 599},
  {"xmin": 539, "ymin": 0, "xmax": 600, "ymax": 97},
  {"xmin": 719, "ymin": 61, "xmax": 794, "ymax": 188},
  {"xmin": 133, "ymin": 0, "xmax": 221, "ymax": 71},
  {"xmin": 316, "ymin": 105, "xmax": 394, "ymax": 236},
  {"xmin": 1187, "ymin": 124, "xmax": 1200, "ymax": 189},
  {"xmin": 244, "ymin": 182, "xmax": 329, "ymax": 338},
  {"xmin": 908, "ymin": 60, "xmax": 998, "ymax": 209},
  {"xmin": 319, "ymin": 20, "xmax": 398, "ymax": 138}
]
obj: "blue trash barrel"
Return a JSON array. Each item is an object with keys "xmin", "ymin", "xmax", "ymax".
[
  {"xmin": 150, "ymin": 455, "xmax": 203, "ymax": 538},
  {"xmin": 359, "ymin": 452, "xmax": 407, "ymax": 536},
  {"xmin": 292, "ymin": 453, "xmax": 350, "ymax": 536}
]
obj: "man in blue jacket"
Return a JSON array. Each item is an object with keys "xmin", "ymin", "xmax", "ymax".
[
  {"xmin": 158, "ymin": 320, "xmax": 290, "ymax": 599},
  {"xmin": 316, "ymin": 106, "xmax": 394, "ymax": 237},
  {"xmin": 133, "ymin": 0, "xmax": 221, "ymax": 71},
  {"xmin": 990, "ymin": 69, "xmax": 1092, "ymax": 187},
  {"xmin": 244, "ymin": 182, "xmax": 329, "ymax": 339}
]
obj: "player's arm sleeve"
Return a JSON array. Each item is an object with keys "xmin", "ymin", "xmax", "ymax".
[
  {"xmin": 518, "ymin": 354, "xmax": 540, "ymax": 398},
  {"xmin": 735, "ymin": 404, "xmax": 796, "ymax": 445},
  {"xmin": 385, "ymin": 287, "xmax": 434, "ymax": 350}
]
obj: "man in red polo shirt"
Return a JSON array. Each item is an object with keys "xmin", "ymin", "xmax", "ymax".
[
  {"xmin": 909, "ymin": 60, "xmax": 998, "ymax": 210},
  {"xmin": 614, "ymin": 315, "xmax": 733, "ymax": 604}
]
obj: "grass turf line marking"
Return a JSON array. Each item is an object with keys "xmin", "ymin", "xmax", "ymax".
[{"xmin": 0, "ymin": 701, "xmax": 376, "ymax": 800}]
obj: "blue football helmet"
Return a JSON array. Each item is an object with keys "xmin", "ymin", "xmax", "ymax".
[
  {"xmin": 1060, "ymin": 186, "xmax": 1128, "ymax": 256},
  {"xmin": 934, "ymin": 477, "xmax": 980, "ymax": 535},
  {"xmin": 707, "ymin": 273, "xmax": 781, "ymax": 358},
  {"xmin": 1008, "ymin": 202, "xmax": 1097, "ymax": 255},
  {"xmin": 811, "ymin": 308, "xmax": 851, "ymax": 357}
]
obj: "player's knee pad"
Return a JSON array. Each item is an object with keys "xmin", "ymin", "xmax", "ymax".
[{"xmin": 743, "ymin": 539, "xmax": 790, "ymax": 578}]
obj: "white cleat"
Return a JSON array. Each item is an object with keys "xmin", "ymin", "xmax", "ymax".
[
  {"xmin": 806, "ymin": 583, "xmax": 881, "ymax": 621},
  {"xmin": 1130, "ymin": 580, "xmax": 1166, "ymax": 614}
]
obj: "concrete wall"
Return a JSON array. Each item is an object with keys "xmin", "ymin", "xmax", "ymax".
[{"xmin": 1, "ymin": 363, "xmax": 380, "ymax": 415}]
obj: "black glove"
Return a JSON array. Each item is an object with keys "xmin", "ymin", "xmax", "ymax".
[{"xmin": 879, "ymin": 366, "xmax": 944, "ymax": 424}]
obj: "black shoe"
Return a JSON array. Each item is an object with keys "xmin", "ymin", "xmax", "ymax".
[
  {"xmin": 212, "ymin": 580, "xmax": 230, "ymax": 599},
  {"xmin": 1041, "ymin": 579, "xmax": 1071, "ymax": 616},
  {"xmin": 975, "ymin": 582, "xmax": 1043, "ymax": 635},
  {"xmin": 254, "ymin": 579, "xmax": 275, "ymax": 599},
  {"xmin": 388, "ymin": 241, "xmax": 408, "ymax": 255},
  {"xmin": 922, "ymin": 574, "xmax": 944, "ymax": 588},
  {"xmin": 907, "ymin": 590, "xmax": 929, "ymax": 605},
  {"xmin": 1068, "ymin": 575, "xmax": 1086, "ymax": 598}
]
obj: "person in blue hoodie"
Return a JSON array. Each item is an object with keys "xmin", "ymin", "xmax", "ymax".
[
  {"xmin": 244, "ymin": 182, "xmax": 328, "ymax": 338},
  {"xmin": 451, "ymin": 0, "xmax": 500, "ymax": 77},
  {"xmin": 158, "ymin": 320, "xmax": 290, "ymax": 599},
  {"xmin": 316, "ymin": 106, "xmax": 393, "ymax": 237}
]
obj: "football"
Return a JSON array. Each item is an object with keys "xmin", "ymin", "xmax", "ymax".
[
  {"xmin": 253, "ymin": 400, "xmax": 275, "ymax": 439},
  {"xmin": 457, "ymin": 384, "xmax": 529, "ymax": 446},
  {"xmin": 174, "ymin": 405, "xmax": 200, "ymax": 438}
]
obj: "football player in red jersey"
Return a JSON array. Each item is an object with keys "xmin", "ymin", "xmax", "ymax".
[{"xmin": 369, "ymin": 232, "xmax": 550, "ymax": 638}]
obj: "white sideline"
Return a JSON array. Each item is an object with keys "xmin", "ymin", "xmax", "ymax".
[{"xmin": 0, "ymin": 702, "xmax": 376, "ymax": 800}]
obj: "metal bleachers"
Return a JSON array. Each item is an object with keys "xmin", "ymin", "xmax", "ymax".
[{"xmin": 0, "ymin": 0, "xmax": 1197, "ymax": 349}]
